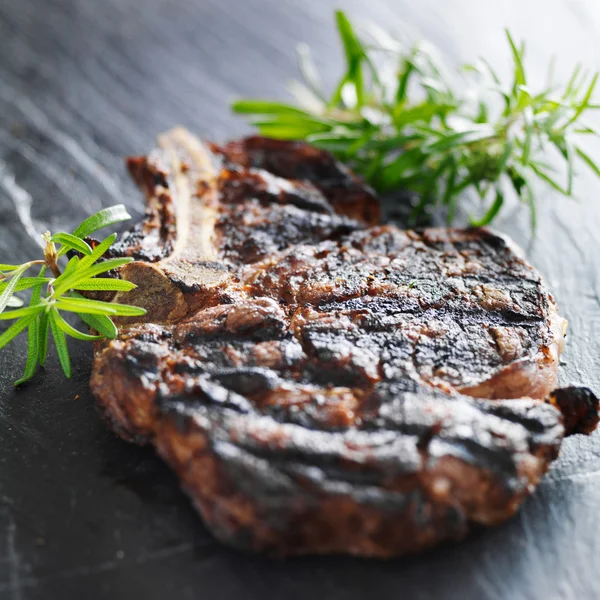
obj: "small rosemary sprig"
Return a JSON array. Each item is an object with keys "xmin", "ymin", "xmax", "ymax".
[
  {"xmin": 0, "ymin": 204, "xmax": 146, "ymax": 386},
  {"xmin": 233, "ymin": 10, "xmax": 600, "ymax": 229}
]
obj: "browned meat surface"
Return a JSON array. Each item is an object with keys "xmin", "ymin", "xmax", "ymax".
[{"xmin": 90, "ymin": 128, "xmax": 599, "ymax": 557}]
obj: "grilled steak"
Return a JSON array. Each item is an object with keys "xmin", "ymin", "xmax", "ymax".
[{"xmin": 91, "ymin": 128, "xmax": 599, "ymax": 557}]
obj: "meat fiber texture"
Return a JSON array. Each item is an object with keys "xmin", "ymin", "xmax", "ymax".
[{"xmin": 90, "ymin": 128, "xmax": 599, "ymax": 557}]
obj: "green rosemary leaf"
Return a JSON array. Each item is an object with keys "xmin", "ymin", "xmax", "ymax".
[
  {"xmin": 528, "ymin": 163, "xmax": 568, "ymax": 194},
  {"xmin": 231, "ymin": 100, "xmax": 312, "ymax": 117},
  {"xmin": 376, "ymin": 149, "xmax": 427, "ymax": 191},
  {"xmin": 475, "ymin": 99, "xmax": 489, "ymax": 123},
  {"xmin": 306, "ymin": 128, "xmax": 367, "ymax": 154},
  {"xmin": 57, "ymin": 296, "xmax": 146, "ymax": 317},
  {"xmin": 13, "ymin": 266, "xmax": 47, "ymax": 385},
  {"xmin": 497, "ymin": 140, "xmax": 514, "ymax": 178},
  {"xmin": 0, "ymin": 313, "xmax": 37, "ymax": 351},
  {"xmin": 305, "ymin": 136, "xmax": 357, "ymax": 154},
  {"xmin": 529, "ymin": 158, "xmax": 557, "ymax": 172},
  {"xmin": 425, "ymin": 127, "xmax": 496, "ymax": 153},
  {"xmin": 506, "ymin": 30, "xmax": 526, "ymax": 87},
  {"xmin": 53, "ymin": 257, "xmax": 133, "ymax": 297},
  {"xmin": 52, "ymin": 232, "xmax": 93, "ymax": 257},
  {"xmin": 469, "ymin": 186, "xmax": 505, "ymax": 227},
  {"xmin": 94, "ymin": 301, "xmax": 146, "ymax": 317},
  {"xmin": 368, "ymin": 134, "xmax": 422, "ymax": 152},
  {"xmin": 0, "ymin": 305, "xmax": 44, "ymax": 320},
  {"xmin": 564, "ymin": 138, "xmax": 575, "ymax": 195},
  {"xmin": 72, "ymin": 256, "xmax": 134, "ymax": 281},
  {"xmin": 31, "ymin": 266, "xmax": 46, "ymax": 303},
  {"xmin": 52, "ymin": 310, "xmax": 102, "ymax": 341},
  {"xmin": 251, "ymin": 112, "xmax": 334, "ymax": 133},
  {"xmin": 14, "ymin": 317, "xmax": 39, "ymax": 387},
  {"xmin": 72, "ymin": 205, "xmax": 131, "ymax": 239},
  {"xmin": 56, "ymin": 299, "xmax": 116, "ymax": 316},
  {"xmin": 38, "ymin": 309, "xmax": 50, "ymax": 366},
  {"xmin": 547, "ymin": 135, "xmax": 574, "ymax": 195},
  {"xmin": 49, "ymin": 309, "xmax": 71, "ymax": 378},
  {"xmin": 77, "ymin": 233, "xmax": 118, "ymax": 270},
  {"xmin": 573, "ymin": 125, "xmax": 599, "ymax": 135},
  {"xmin": 396, "ymin": 58, "xmax": 416, "ymax": 104},
  {"xmin": 520, "ymin": 106, "xmax": 534, "ymax": 165},
  {"xmin": 575, "ymin": 146, "xmax": 600, "ymax": 177},
  {"xmin": 564, "ymin": 64, "xmax": 582, "ymax": 99},
  {"xmin": 0, "ymin": 264, "xmax": 21, "ymax": 272},
  {"xmin": 62, "ymin": 256, "xmax": 80, "ymax": 279},
  {"xmin": 78, "ymin": 312, "xmax": 118, "ymax": 339},
  {"xmin": 0, "ymin": 263, "xmax": 31, "ymax": 314},
  {"xmin": 516, "ymin": 84, "xmax": 532, "ymax": 111},
  {"xmin": 332, "ymin": 10, "xmax": 366, "ymax": 108},
  {"xmin": 73, "ymin": 278, "xmax": 137, "ymax": 292},
  {"xmin": 564, "ymin": 73, "xmax": 598, "ymax": 129},
  {"xmin": 479, "ymin": 57, "xmax": 501, "ymax": 85},
  {"xmin": 0, "ymin": 277, "xmax": 51, "ymax": 294},
  {"xmin": 253, "ymin": 121, "xmax": 332, "ymax": 140},
  {"xmin": 251, "ymin": 112, "xmax": 335, "ymax": 128},
  {"xmin": 393, "ymin": 102, "xmax": 455, "ymax": 128}
]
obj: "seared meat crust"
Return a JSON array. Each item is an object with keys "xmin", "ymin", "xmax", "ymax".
[{"xmin": 90, "ymin": 128, "xmax": 598, "ymax": 557}]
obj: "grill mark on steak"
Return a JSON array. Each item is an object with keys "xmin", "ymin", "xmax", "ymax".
[
  {"xmin": 216, "ymin": 202, "xmax": 360, "ymax": 265},
  {"xmin": 90, "ymin": 128, "xmax": 599, "ymax": 557}
]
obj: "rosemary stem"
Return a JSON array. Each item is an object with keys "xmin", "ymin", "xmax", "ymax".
[{"xmin": 232, "ymin": 10, "xmax": 600, "ymax": 228}]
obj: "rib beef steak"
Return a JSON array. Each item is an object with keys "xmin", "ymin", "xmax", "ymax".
[{"xmin": 90, "ymin": 128, "xmax": 599, "ymax": 557}]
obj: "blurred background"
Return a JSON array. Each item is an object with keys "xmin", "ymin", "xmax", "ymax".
[{"xmin": 1, "ymin": 1, "xmax": 600, "ymax": 599}]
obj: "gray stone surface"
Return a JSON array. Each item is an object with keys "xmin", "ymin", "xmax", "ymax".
[{"xmin": 1, "ymin": 0, "xmax": 599, "ymax": 597}]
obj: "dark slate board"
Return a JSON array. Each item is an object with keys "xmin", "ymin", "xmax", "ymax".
[{"xmin": 1, "ymin": 0, "xmax": 600, "ymax": 598}]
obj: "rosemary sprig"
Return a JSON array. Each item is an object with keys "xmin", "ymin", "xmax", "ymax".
[
  {"xmin": 0, "ymin": 204, "xmax": 146, "ymax": 386},
  {"xmin": 232, "ymin": 10, "xmax": 600, "ymax": 228}
]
